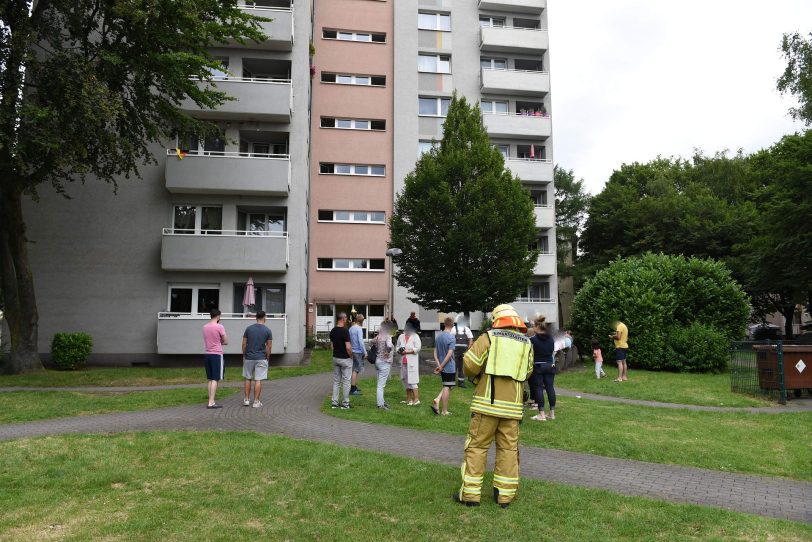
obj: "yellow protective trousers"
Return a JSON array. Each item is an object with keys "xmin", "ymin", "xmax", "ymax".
[{"xmin": 458, "ymin": 412, "xmax": 520, "ymax": 505}]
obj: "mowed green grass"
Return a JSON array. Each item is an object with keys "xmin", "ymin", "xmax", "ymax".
[
  {"xmin": 555, "ymin": 366, "xmax": 771, "ymax": 407},
  {"xmin": 0, "ymin": 432, "xmax": 809, "ymax": 542},
  {"xmin": 0, "ymin": 388, "xmax": 238, "ymax": 424},
  {"xmin": 326, "ymin": 376, "xmax": 812, "ymax": 480},
  {"xmin": 0, "ymin": 349, "xmax": 333, "ymax": 388}
]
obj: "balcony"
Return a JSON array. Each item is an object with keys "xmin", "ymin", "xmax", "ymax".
[
  {"xmin": 483, "ymin": 112, "xmax": 551, "ymax": 139},
  {"xmin": 233, "ymin": 7, "xmax": 293, "ymax": 51},
  {"xmin": 180, "ymin": 78, "xmax": 292, "ymax": 122},
  {"xmin": 481, "ymin": 68, "xmax": 550, "ymax": 96},
  {"xmin": 534, "ymin": 253, "xmax": 556, "ymax": 275},
  {"xmin": 165, "ymin": 150, "xmax": 290, "ymax": 196},
  {"xmin": 512, "ymin": 299, "xmax": 557, "ymax": 324},
  {"xmin": 161, "ymin": 229, "xmax": 289, "ymax": 272},
  {"xmin": 534, "ymin": 205, "xmax": 554, "ymax": 229},
  {"xmin": 480, "ymin": 26, "xmax": 548, "ymax": 55},
  {"xmin": 479, "ymin": 0, "xmax": 546, "ymax": 14},
  {"xmin": 157, "ymin": 313, "xmax": 287, "ymax": 354},
  {"xmin": 506, "ymin": 158, "xmax": 553, "ymax": 183}
]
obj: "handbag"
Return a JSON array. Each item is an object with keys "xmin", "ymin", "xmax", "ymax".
[{"xmin": 367, "ymin": 342, "xmax": 378, "ymax": 365}]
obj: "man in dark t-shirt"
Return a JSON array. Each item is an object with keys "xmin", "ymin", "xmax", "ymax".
[
  {"xmin": 242, "ymin": 311, "xmax": 273, "ymax": 408},
  {"xmin": 330, "ymin": 313, "xmax": 353, "ymax": 409}
]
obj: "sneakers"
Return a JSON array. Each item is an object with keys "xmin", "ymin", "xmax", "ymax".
[
  {"xmin": 350, "ymin": 389, "xmax": 363, "ymax": 396},
  {"xmin": 457, "ymin": 381, "xmax": 467, "ymax": 388},
  {"xmin": 412, "ymin": 400, "xmax": 421, "ymax": 406},
  {"xmin": 331, "ymin": 402, "xmax": 339, "ymax": 409},
  {"xmin": 549, "ymin": 411, "xmax": 555, "ymax": 420},
  {"xmin": 531, "ymin": 413, "xmax": 547, "ymax": 421},
  {"xmin": 340, "ymin": 403, "xmax": 351, "ymax": 410},
  {"xmin": 377, "ymin": 404, "xmax": 390, "ymax": 411},
  {"xmin": 206, "ymin": 404, "xmax": 222, "ymax": 409},
  {"xmin": 243, "ymin": 399, "xmax": 250, "ymax": 407},
  {"xmin": 252, "ymin": 400, "xmax": 263, "ymax": 409}
]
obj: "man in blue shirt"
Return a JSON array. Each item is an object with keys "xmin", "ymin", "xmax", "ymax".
[
  {"xmin": 349, "ymin": 314, "xmax": 367, "ymax": 396},
  {"xmin": 242, "ymin": 311, "xmax": 273, "ymax": 408},
  {"xmin": 432, "ymin": 316, "xmax": 457, "ymax": 416}
]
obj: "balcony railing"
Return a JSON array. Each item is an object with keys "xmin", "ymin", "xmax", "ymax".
[
  {"xmin": 157, "ymin": 312, "xmax": 288, "ymax": 354},
  {"xmin": 515, "ymin": 297, "xmax": 555, "ymax": 303},
  {"xmin": 237, "ymin": 5, "xmax": 294, "ymax": 50},
  {"xmin": 481, "ymin": 67, "xmax": 550, "ymax": 96},
  {"xmin": 505, "ymin": 158, "xmax": 554, "ymax": 184},
  {"xmin": 161, "ymin": 229, "xmax": 289, "ymax": 272},
  {"xmin": 480, "ymin": 26, "xmax": 549, "ymax": 54},
  {"xmin": 181, "ymin": 77, "xmax": 292, "ymax": 121},
  {"xmin": 483, "ymin": 111, "xmax": 551, "ymax": 139}
]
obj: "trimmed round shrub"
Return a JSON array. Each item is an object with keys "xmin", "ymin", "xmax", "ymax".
[
  {"xmin": 51, "ymin": 332, "xmax": 93, "ymax": 370},
  {"xmin": 571, "ymin": 253, "xmax": 749, "ymax": 372}
]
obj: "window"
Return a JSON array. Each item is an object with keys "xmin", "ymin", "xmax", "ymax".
[
  {"xmin": 479, "ymin": 16, "xmax": 505, "ymax": 28},
  {"xmin": 177, "ymin": 134, "xmax": 226, "ymax": 155},
  {"xmin": 517, "ymin": 144, "xmax": 545, "ymax": 160},
  {"xmin": 513, "ymin": 18, "xmax": 541, "ymax": 30},
  {"xmin": 481, "ymin": 100, "xmax": 509, "ymax": 114},
  {"xmin": 168, "ymin": 285, "xmax": 220, "ymax": 315},
  {"xmin": 172, "ymin": 205, "xmax": 222, "ymax": 234},
  {"xmin": 418, "ymin": 12, "xmax": 451, "ymax": 31},
  {"xmin": 321, "ymin": 73, "xmax": 386, "ymax": 86},
  {"xmin": 480, "ymin": 58, "xmax": 507, "ymax": 70},
  {"xmin": 317, "ymin": 258, "xmax": 386, "ymax": 271},
  {"xmin": 494, "ymin": 144, "xmax": 509, "ymax": 158},
  {"xmin": 318, "ymin": 210, "xmax": 386, "ymax": 223},
  {"xmin": 321, "ymin": 117, "xmax": 385, "ymax": 131},
  {"xmin": 531, "ymin": 190, "xmax": 548, "ymax": 206},
  {"xmin": 418, "ymin": 97, "xmax": 451, "ymax": 117},
  {"xmin": 524, "ymin": 282, "xmax": 551, "ymax": 301},
  {"xmin": 418, "ymin": 54, "xmax": 451, "ymax": 74},
  {"xmin": 319, "ymin": 163, "xmax": 386, "ymax": 176},
  {"xmin": 322, "ymin": 29, "xmax": 386, "ymax": 42},
  {"xmin": 418, "ymin": 140, "xmax": 439, "ymax": 156},
  {"xmin": 539, "ymin": 235, "xmax": 550, "ymax": 253},
  {"xmin": 208, "ymin": 57, "xmax": 230, "ymax": 79},
  {"xmin": 240, "ymin": 212, "xmax": 286, "ymax": 235},
  {"xmin": 515, "ymin": 58, "xmax": 543, "ymax": 72},
  {"xmin": 233, "ymin": 283, "xmax": 285, "ymax": 314}
]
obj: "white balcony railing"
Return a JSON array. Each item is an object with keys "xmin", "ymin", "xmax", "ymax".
[
  {"xmin": 162, "ymin": 228, "xmax": 288, "ymax": 238},
  {"xmin": 161, "ymin": 229, "xmax": 289, "ymax": 272},
  {"xmin": 166, "ymin": 149, "xmax": 290, "ymax": 160}
]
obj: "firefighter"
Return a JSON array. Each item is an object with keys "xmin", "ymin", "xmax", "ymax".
[{"xmin": 453, "ymin": 304, "xmax": 533, "ymax": 509}]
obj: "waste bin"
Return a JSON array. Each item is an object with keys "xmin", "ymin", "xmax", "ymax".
[{"xmin": 753, "ymin": 344, "xmax": 812, "ymax": 395}]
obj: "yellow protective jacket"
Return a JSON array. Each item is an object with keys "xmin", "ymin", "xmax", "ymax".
[{"xmin": 463, "ymin": 329, "xmax": 533, "ymax": 420}]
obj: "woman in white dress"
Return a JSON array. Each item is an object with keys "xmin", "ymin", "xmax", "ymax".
[{"xmin": 397, "ymin": 324, "xmax": 422, "ymax": 405}]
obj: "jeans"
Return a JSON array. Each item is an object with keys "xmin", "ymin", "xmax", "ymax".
[
  {"xmin": 530, "ymin": 370, "xmax": 556, "ymax": 410},
  {"xmin": 332, "ymin": 357, "xmax": 352, "ymax": 405},
  {"xmin": 375, "ymin": 360, "xmax": 392, "ymax": 407}
]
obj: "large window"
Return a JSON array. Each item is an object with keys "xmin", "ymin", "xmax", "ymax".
[
  {"xmin": 322, "ymin": 29, "xmax": 386, "ymax": 42},
  {"xmin": 317, "ymin": 258, "xmax": 386, "ymax": 271},
  {"xmin": 418, "ymin": 140, "xmax": 438, "ymax": 156},
  {"xmin": 317, "ymin": 210, "xmax": 386, "ymax": 223},
  {"xmin": 321, "ymin": 72, "xmax": 386, "ymax": 86},
  {"xmin": 481, "ymin": 100, "xmax": 509, "ymax": 114},
  {"xmin": 168, "ymin": 284, "xmax": 220, "ymax": 315},
  {"xmin": 519, "ymin": 282, "xmax": 551, "ymax": 302},
  {"xmin": 479, "ymin": 16, "xmax": 505, "ymax": 28},
  {"xmin": 418, "ymin": 54, "xmax": 451, "ymax": 74},
  {"xmin": 418, "ymin": 97, "xmax": 451, "ymax": 117},
  {"xmin": 418, "ymin": 12, "xmax": 450, "ymax": 31},
  {"xmin": 321, "ymin": 117, "xmax": 385, "ymax": 131},
  {"xmin": 233, "ymin": 283, "xmax": 285, "ymax": 315},
  {"xmin": 319, "ymin": 163, "xmax": 385, "ymax": 176},
  {"xmin": 530, "ymin": 190, "xmax": 549, "ymax": 206},
  {"xmin": 236, "ymin": 211, "xmax": 286, "ymax": 235},
  {"xmin": 177, "ymin": 134, "xmax": 226, "ymax": 155},
  {"xmin": 480, "ymin": 58, "xmax": 507, "ymax": 70},
  {"xmin": 172, "ymin": 205, "xmax": 222, "ymax": 234}
]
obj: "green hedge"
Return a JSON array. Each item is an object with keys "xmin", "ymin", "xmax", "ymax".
[
  {"xmin": 51, "ymin": 332, "xmax": 93, "ymax": 371},
  {"xmin": 571, "ymin": 254, "xmax": 749, "ymax": 373}
]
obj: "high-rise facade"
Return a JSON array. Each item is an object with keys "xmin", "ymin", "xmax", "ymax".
[
  {"xmin": 392, "ymin": 0, "xmax": 558, "ymax": 329},
  {"xmin": 23, "ymin": 1, "xmax": 312, "ymax": 364},
  {"xmin": 306, "ymin": 0, "xmax": 395, "ymax": 338}
]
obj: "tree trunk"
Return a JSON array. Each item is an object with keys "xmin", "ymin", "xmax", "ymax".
[
  {"xmin": 781, "ymin": 303, "xmax": 795, "ymax": 340},
  {"xmin": 0, "ymin": 185, "xmax": 43, "ymax": 374}
]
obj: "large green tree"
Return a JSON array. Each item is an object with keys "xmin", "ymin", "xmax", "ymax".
[
  {"xmin": 389, "ymin": 93, "xmax": 538, "ymax": 314},
  {"xmin": 778, "ymin": 31, "xmax": 812, "ymax": 125},
  {"xmin": 0, "ymin": 1, "xmax": 266, "ymax": 373},
  {"xmin": 554, "ymin": 165, "xmax": 590, "ymax": 325}
]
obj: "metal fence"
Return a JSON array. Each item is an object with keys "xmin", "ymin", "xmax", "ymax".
[{"xmin": 730, "ymin": 340, "xmax": 811, "ymax": 404}]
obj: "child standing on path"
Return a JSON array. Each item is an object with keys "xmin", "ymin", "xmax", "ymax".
[{"xmin": 592, "ymin": 338, "xmax": 606, "ymax": 379}]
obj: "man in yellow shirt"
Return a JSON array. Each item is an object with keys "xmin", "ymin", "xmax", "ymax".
[{"xmin": 609, "ymin": 320, "xmax": 629, "ymax": 382}]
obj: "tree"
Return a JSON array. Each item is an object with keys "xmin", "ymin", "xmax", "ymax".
[
  {"xmin": 746, "ymin": 131, "xmax": 812, "ymax": 338},
  {"xmin": 0, "ymin": 1, "xmax": 267, "ymax": 373},
  {"xmin": 554, "ymin": 166, "xmax": 590, "ymax": 325},
  {"xmin": 389, "ymin": 93, "xmax": 538, "ymax": 314},
  {"xmin": 778, "ymin": 32, "xmax": 812, "ymax": 125}
]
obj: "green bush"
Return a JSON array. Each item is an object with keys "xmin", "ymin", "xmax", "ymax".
[
  {"xmin": 50, "ymin": 332, "xmax": 93, "ymax": 371},
  {"xmin": 666, "ymin": 323, "xmax": 729, "ymax": 373},
  {"xmin": 571, "ymin": 253, "xmax": 749, "ymax": 372}
]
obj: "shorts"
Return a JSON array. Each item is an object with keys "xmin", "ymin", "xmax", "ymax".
[
  {"xmin": 243, "ymin": 358, "xmax": 269, "ymax": 380},
  {"xmin": 441, "ymin": 372, "xmax": 456, "ymax": 386},
  {"xmin": 615, "ymin": 348, "xmax": 628, "ymax": 361},
  {"xmin": 204, "ymin": 354, "xmax": 224, "ymax": 381},
  {"xmin": 352, "ymin": 352, "xmax": 365, "ymax": 373}
]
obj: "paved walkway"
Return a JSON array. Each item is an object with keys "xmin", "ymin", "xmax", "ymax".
[{"xmin": 0, "ymin": 373, "xmax": 810, "ymax": 523}]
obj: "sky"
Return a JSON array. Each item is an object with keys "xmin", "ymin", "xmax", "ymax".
[{"xmin": 548, "ymin": 0, "xmax": 811, "ymax": 193}]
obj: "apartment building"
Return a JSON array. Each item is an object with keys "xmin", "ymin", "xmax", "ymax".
[
  {"xmin": 307, "ymin": 0, "xmax": 395, "ymax": 337},
  {"xmin": 393, "ymin": 0, "xmax": 558, "ymax": 329},
  {"xmin": 23, "ymin": 1, "xmax": 312, "ymax": 364}
]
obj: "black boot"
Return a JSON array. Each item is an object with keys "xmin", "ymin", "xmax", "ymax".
[
  {"xmin": 494, "ymin": 488, "xmax": 510, "ymax": 509},
  {"xmin": 452, "ymin": 494, "xmax": 480, "ymax": 507}
]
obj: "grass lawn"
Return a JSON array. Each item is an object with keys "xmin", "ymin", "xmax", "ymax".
[
  {"xmin": 556, "ymin": 366, "xmax": 771, "ymax": 407},
  {"xmin": 0, "ymin": 432, "xmax": 808, "ymax": 542},
  {"xmin": 326, "ymin": 377, "xmax": 812, "ymax": 481},
  {"xmin": 0, "ymin": 349, "xmax": 333, "ymax": 388},
  {"xmin": 0, "ymin": 388, "xmax": 238, "ymax": 424}
]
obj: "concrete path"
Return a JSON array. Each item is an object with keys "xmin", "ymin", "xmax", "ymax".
[{"xmin": 0, "ymin": 372, "xmax": 809, "ymax": 523}]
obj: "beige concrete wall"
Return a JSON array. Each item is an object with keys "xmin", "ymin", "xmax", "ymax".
[{"xmin": 308, "ymin": 0, "xmax": 394, "ymax": 331}]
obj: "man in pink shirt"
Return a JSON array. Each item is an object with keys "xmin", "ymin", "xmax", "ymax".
[{"xmin": 202, "ymin": 309, "xmax": 228, "ymax": 409}]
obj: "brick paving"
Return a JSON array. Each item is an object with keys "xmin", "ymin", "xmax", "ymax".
[{"xmin": 0, "ymin": 372, "xmax": 810, "ymax": 523}]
